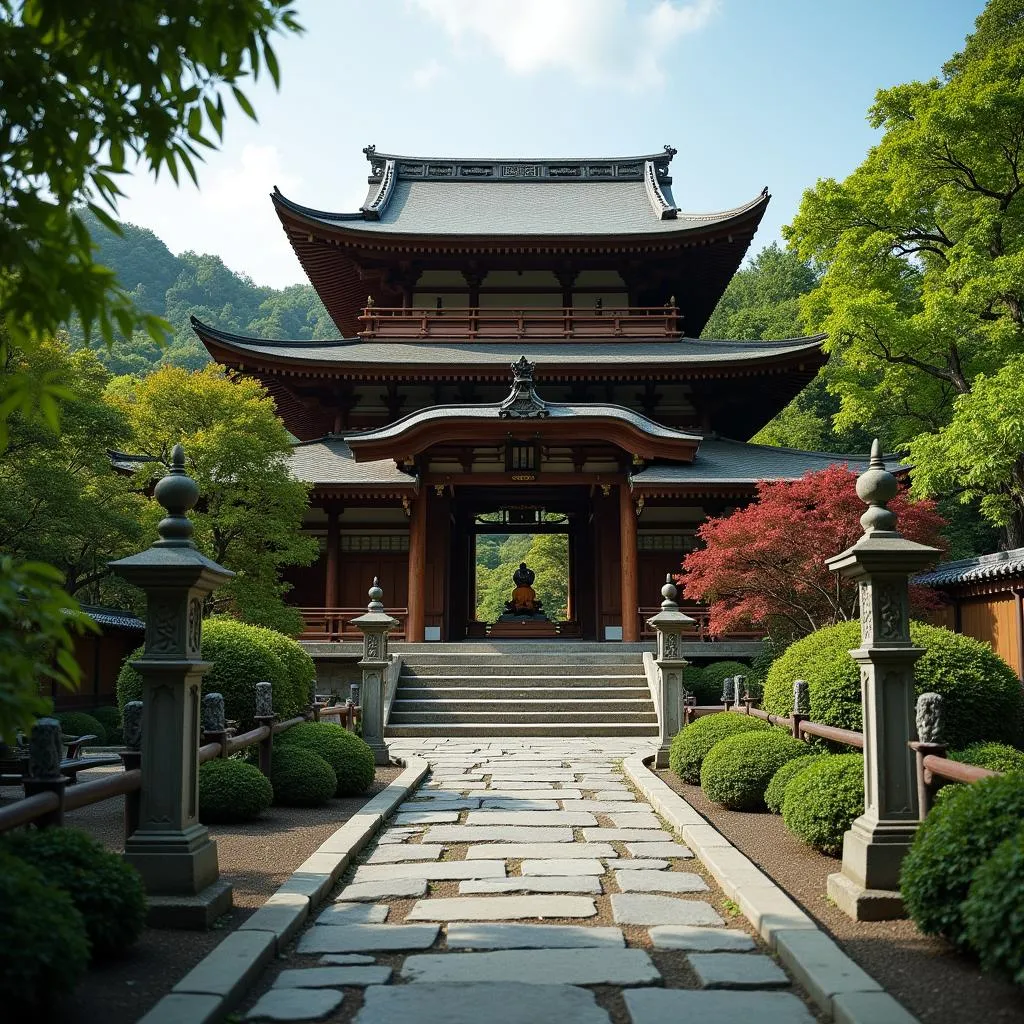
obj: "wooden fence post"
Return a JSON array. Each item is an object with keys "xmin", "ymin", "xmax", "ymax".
[
  {"xmin": 911, "ymin": 692, "xmax": 947, "ymax": 819},
  {"xmin": 121, "ymin": 701, "xmax": 143, "ymax": 840},
  {"xmin": 254, "ymin": 681, "xmax": 275, "ymax": 778},
  {"xmin": 791, "ymin": 679, "xmax": 809, "ymax": 740},
  {"xmin": 201, "ymin": 693, "xmax": 229, "ymax": 758}
]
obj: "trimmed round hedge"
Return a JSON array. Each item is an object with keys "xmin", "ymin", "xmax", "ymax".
[
  {"xmin": 782, "ymin": 752, "xmax": 863, "ymax": 855},
  {"xmin": 0, "ymin": 850, "xmax": 89, "ymax": 1011},
  {"xmin": 269, "ymin": 745, "xmax": 337, "ymax": 806},
  {"xmin": 277, "ymin": 721, "xmax": 375, "ymax": 795},
  {"xmin": 700, "ymin": 729, "xmax": 807, "ymax": 810},
  {"xmin": 762, "ymin": 621, "xmax": 1023, "ymax": 749},
  {"xmin": 54, "ymin": 711, "xmax": 105, "ymax": 745},
  {"xmin": 900, "ymin": 772, "xmax": 1024, "ymax": 949},
  {"xmin": 701, "ymin": 661, "xmax": 751, "ymax": 702},
  {"xmin": 765, "ymin": 753, "xmax": 828, "ymax": 815},
  {"xmin": 668, "ymin": 713, "xmax": 771, "ymax": 784},
  {"xmin": 248, "ymin": 625, "xmax": 316, "ymax": 717},
  {"xmin": 963, "ymin": 827, "xmax": 1024, "ymax": 983},
  {"xmin": 952, "ymin": 742, "xmax": 1024, "ymax": 775},
  {"xmin": 3, "ymin": 827, "xmax": 146, "ymax": 959},
  {"xmin": 199, "ymin": 758, "xmax": 273, "ymax": 823},
  {"xmin": 89, "ymin": 705, "xmax": 122, "ymax": 745},
  {"xmin": 117, "ymin": 618, "xmax": 294, "ymax": 728}
]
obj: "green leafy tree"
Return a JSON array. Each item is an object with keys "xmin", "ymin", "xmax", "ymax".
[
  {"xmin": 909, "ymin": 355, "xmax": 1024, "ymax": 543},
  {"xmin": 474, "ymin": 532, "xmax": 569, "ymax": 621},
  {"xmin": 785, "ymin": 0, "xmax": 1024, "ymax": 544},
  {"xmin": 0, "ymin": 341, "xmax": 146, "ymax": 600},
  {"xmin": 0, "ymin": 0, "xmax": 302, "ymax": 429},
  {"xmin": 107, "ymin": 364, "xmax": 316, "ymax": 633}
]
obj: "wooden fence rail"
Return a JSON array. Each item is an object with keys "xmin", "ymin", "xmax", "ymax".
[{"xmin": 0, "ymin": 690, "xmax": 361, "ymax": 838}]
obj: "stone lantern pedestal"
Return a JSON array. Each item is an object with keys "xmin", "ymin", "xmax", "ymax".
[
  {"xmin": 825, "ymin": 441, "xmax": 940, "ymax": 921},
  {"xmin": 647, "ymin": 575, "xmax": 695, "ymax": 769},
  {"xmin": 351, "ymin": 579, "xmax": 398, "ymax": 766},
  {"xmin": 110, "ymin": 444, "xmax": 234, "ymax": 927}
]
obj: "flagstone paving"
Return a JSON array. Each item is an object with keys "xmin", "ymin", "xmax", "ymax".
[{"xmin": 238, "ymin": 738, "xmax": 832, "ymax": 1023}]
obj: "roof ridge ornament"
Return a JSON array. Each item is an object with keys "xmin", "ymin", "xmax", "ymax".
[{"xmin": 499, "ymin": 357, "xmax": 550, "ymax": 419}]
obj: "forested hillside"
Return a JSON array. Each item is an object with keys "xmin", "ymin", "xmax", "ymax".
[{"xmin": 69, "ymin": 211, "xmax": 338, "ymax": 373}]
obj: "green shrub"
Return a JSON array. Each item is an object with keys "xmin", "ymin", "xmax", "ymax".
[
  {"xmin": 765, "ymin": 753, "xmax": 828, "ymax": 814},
  {"xmin": 782, "ymin": 752, "xmax": 864, "ymax": 855},
  {"xmin": 962, "ymin": 827, "xmax": 1024, "ymax": 983},
  {"xmin": 0, "ymin": 850, "xmax": 89, "ymax": 1011},
  {"xmin": 269, "ymin": 744, "xmax": 337, "ymax": 806},
  {"xmin": 199, "ymin": 758, "xmax": 273, "ymax": 823},
  {"xmin": 700, "ymin": 729, "xmax": 807, "ymax": 810},
  {"xmin": 668, "ymin": 712, "xmax": 771, "ymax": 784},
  {"xmin": 762, "ymin": 621, "xmax": 1023, "ymax": 749},
  {"xmin": 277, "ymin": 721, "xmax": 375, "ymax": 795},
  {"xmin": 89, "ymin": 705, "xmax": 122, "ymax": 745},
  {"xmin": 54, "ymin": 711, "xmax": 105, "ymax": 745},
  {"xmin": 701, "ymin": 660, "xmax": 751, "ymax": 702},
  {"xmin": 117, "ymin": 618, "xmax": 293, "ymax": 727},
  {"xmin": 682, "ymin": 666, "xmax": 706, "ymax": 702},
  {"xmin": 3, "ymin": 827, "xmax": 146, "ymax": 959},
  {"xmin": 248, "ymin": 625, "xmax": 316, "ymax": 717},
  {"xmin": 901, "ymin": 773, "xmax": 1024, "ymax": 948},
  {"xmin": 952, "ymin": 742, "xmax": 1024, "ymax": 775}
]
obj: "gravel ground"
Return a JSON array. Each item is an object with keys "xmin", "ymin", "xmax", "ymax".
[
  {"xmin": 1, "ymin": 763, "xmax": 402, "ymax": 1024},
  {"xmin": 655, "ymin": 770, "xmax": 1024, "ymax": 1024}
]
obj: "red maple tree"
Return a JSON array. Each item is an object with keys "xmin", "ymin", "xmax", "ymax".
[{"xmin": 680, "ymin": 465, "xmax": 946, "ymax": 640}]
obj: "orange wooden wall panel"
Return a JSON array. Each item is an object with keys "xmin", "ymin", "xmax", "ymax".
[{"xmin": 958, "ymin": 594, "xmax": 1021, "ymax": 675}]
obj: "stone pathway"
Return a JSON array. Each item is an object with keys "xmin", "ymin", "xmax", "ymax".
[{"xmin": 242, "ymin": 738, "xmax": 821, "ymax": 1023}]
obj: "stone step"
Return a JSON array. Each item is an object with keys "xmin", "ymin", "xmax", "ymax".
[
  {"xmin": 399, "ymin": 656, "xmax": 645, "ymax": 671},
  {"xmin": 386, "ymin": 722, "xmax": 659, "ymax": 737},
  {"xmin": 398, "ymin": 674, "xmax": 646, "ymax": 687},
  {"xmin": 392, "ymin": 699, "xmax": 656, "ymax": 715},
  {"xmin": 396, "ymin": 686, "xmax": 651, "ymax": 701},
  {"xmin": 387, "ymin": 709, "xmax": 658, "ymax": 725}
]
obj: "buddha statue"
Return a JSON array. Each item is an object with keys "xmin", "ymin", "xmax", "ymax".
[{"xmin": 503, "ymin": 562, "xmax": 544, "ymax": 617}]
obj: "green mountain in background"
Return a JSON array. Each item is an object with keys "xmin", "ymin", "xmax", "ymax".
[{"xmin": 69, "ymin": 210, "xmax": 339, "ymax": 374}]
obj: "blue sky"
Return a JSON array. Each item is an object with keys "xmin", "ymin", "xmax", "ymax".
[{"xmin": 117, "ymin": 0, "xmax": 987, "ymax": 289}]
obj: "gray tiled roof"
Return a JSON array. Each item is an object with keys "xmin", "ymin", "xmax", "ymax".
[
  {"xmin": 192, "ymin": 319, "xmax": 824, "ymax": 368},
  {"xmin": 289, "ymin": 437, "xmax": 418, "ymax": 488},
  {"xmin": 349, "ymin": 402, "xmax": 700, "ymax": 444},
  {"xmin": 275, "ymin": 181, "xmax": 767, "ymax": 238},
  {"xmin": 80, "ymin": 605, "xmax": 145, "ymax": 631},
  {"xmin": 630, "ymin": 437, "xmax": 902, "ymax": 486},
  {"xmin": 914, "ymin": 548, "xmax": 1024, "ymax": 588}
]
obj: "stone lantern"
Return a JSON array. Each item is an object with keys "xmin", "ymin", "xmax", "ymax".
[
  {"xmin": 647, "ymin": 574, "xmax": 695, "ymax": 768},
  {"xmin": 109, "ymin": 444, "xmax": 234, "ymax": 927},
  {"xmin": 350, "ymin": 578, "xmax": 398, "ymax": 765},
  {"xmin": 825, "ymin": 440, "xmax": 940, "ymax": 920}
]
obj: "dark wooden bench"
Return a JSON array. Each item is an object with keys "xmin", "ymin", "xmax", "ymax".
[{"xmin": 0, "ymin": 735, "xmax": 122, "ymax": 786}]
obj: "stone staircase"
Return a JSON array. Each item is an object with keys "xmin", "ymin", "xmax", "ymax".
[{"xmin": 385, "ymin": 643, "xmax": 658, "ymax": 737}]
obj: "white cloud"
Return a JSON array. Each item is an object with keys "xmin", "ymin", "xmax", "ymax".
[
  {"xmin": 411, "ymin": 0, "xmax": 717, "ymax": 89},
  {"xmin": 412, "ymin": 58, "xmax": 445, "ymax": 89},
  {"xmin": 199, "ymin": 143, "xmax": 302, "ymax": 216}
]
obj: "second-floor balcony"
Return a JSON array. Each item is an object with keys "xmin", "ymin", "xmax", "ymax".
[{"xmin": 358, "ymin": 304, "xmax": 682, "ymax": 342}]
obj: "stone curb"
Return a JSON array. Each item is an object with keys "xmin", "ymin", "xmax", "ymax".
[
  {"xmin": 137, "ymin": 755, "xmax": 430, "ymax": 1024},
  {"xmin": 622, "ymin": 753, "xmax": 918, "ymax": 1024}
]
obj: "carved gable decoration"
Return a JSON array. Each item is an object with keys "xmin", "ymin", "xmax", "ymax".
[{"xmin": 498, "ymin": 357, "xmax": 550, "ymax": 419}]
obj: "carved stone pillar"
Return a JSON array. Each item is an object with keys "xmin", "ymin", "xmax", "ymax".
[
  {"xmin": 647, "ymin": 575, "xmax": 695, "ymax": 768},
  {"xmin": 825, "ymin": 440, "xmax": 940, "ymax": 921},
  {"xmin": 351, "ymin": 578, "xmax": 398, "ymax": 766},
  {"xmin": 110, "ymin": 444, "xmax": 234, "ymax": 927}
]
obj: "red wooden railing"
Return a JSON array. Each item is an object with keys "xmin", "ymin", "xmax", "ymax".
[
  {"xmin": 637, "ymin": 606, "xmax": 765, "ymax": 643},
  {"xmin": 358, "ymin": 305, "xmax": 681, "ymax": 341},
  {"xmin": 300, "ymin": 607, "xmax": 408, "ymax": 642}
]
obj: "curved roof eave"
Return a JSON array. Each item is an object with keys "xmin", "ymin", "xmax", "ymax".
[
  {"xmin": 191, "ymin": 316, "xmax": 827, "ymax": 374},
  {"xmin": 270, "ymin": 186, "xmax": 771, "ymax": 245}
]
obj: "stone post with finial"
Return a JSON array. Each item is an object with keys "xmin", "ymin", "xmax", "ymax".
[
  {"xmin": 647, "ymin": 574, "xmax": 696, "ymax": 768},
  {"xmin": 109, "ymin": 444, "xmax": 234, "ymax": 928},
  {"xmin": 351, "ymin": 578, "xmax": 398, "ymax": 766},
  {"xmin": 824, "ymin": 439, "xmax": 940, "ymax": 921}
]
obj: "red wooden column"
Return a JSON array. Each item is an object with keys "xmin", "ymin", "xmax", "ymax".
[
  {"xmin": 324, "ymin": 506, "xmax": 340, "ymax": 609},
  {"xmin": 619, "ymin": 482, "xmax": 639, "ymax": 642},
  {"xmin": 407, "ymin": 492, "xmax": 427, "ymax": 642}
]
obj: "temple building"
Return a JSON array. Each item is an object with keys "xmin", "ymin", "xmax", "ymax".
[{"xmin": 193, "ymin": 146, "xmax": 852, "ymax": 645}]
